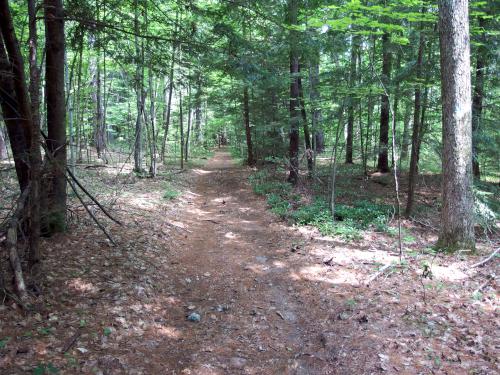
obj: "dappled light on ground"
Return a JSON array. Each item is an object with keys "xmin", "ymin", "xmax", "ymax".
[{"xmin": 1, "ymin": 150, "xmax": 497, "ymax": 374}]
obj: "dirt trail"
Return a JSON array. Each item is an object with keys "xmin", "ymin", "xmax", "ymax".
[
  {"xmin": 4, "ymin": 149, "xmax": 494, "ymax": 374},
  {"xmin": 141, "ymin": 150, "xmax": 361, "ymax": 374}
]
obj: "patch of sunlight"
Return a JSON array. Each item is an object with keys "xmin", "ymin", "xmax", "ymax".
[
  {"xmin": 298, "ymin": 265, "xmax": 361, "ymax": 286},
  {"xmin": 67, "ymin": 278, "xmax": 98, "ymax": 293},
  {"xmin": 430, "ymin": 264, "xmax": 468, "ymax": 281},
  {"xmin": 272, "ymin": 261, "xmax": 286, "ymax": 269},
  {"xmin": 225, "ymin": 232, "xmax": 238, "ymax": 239},
  {"xmin": 154, "ymin": 325, "xmax": 183, "ymax": 339},
  {"xmin": 184, "ymin": 190, "xmax": 201, "ymax": 197},
  {"xmin": 122, "ymin": 192, "xmax": 163, "ymax": 209},
  {"xmin": 311, "ymin": 246, "xmax": 398, "ymax": 265},
  {"xmin": 186, "ymin": 207, "xmax": 211, "ymax": 216},
  {"xmin": 212, "ymin": 196, "xmax": 233, "ymax": 203},
  {"xmin": 192, "ymin": 168, "xmax": 212, "ymax": 175}
]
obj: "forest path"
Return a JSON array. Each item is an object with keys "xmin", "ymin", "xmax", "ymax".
[{"xmin": 141, "ymin": 149, "xmax": 364, "ymax": 374}]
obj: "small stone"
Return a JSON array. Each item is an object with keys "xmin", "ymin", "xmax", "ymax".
[
  {"xmin": 204, "ymin": 272, "xmax": 211, "ymax": 277},
  {"xmin": 187, "ymin": 312, "xmax": 201, "ymax": 322},
  {"xmin": 187, "ymin": 305, "xmax": 196, "ymax": 310},
  {"xmin": 230, "ymin": 357, "xmax": 247, "ymax": 369}
]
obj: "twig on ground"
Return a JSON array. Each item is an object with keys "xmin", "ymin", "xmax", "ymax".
[
  {"xmin": 365, "ymin": 264, "xmax": 393, "ymax": 286},
  {"xmin": 62, "ymin": 330, "xmax": 81, "ymax": 353},
  {"xmin": 471, "ymin": 247, "xmax": 500, "ymax": 268}
]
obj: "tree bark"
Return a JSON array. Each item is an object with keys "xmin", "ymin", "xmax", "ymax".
[
  {"xmin": 346, "ymin": 34, "xmax": 358, "ymax": 164},
  {"xmin": 437, "ymin": 0, "xmax": 475, "ymax": 250},
  {"xmin": 179, "ymin": 89, "xmax": 184, "ymax": 170},
  {"xmin": 298, "ymin": 72, "xmax": 313, "ymax": 174},
  {"xmin": 133, "ymin": 0, "xmax": 144, "ymax": 173},
  {"xmin": 377, "ymin": 32, "xmax": 391, "ymax": 173},
  {"xmin": 243, "ymin": 85, "xmax": 254, "ymax": 165},
  {"xmin": 0, "ymin": 125, "xmax": 7, "ymax": 159},
  {"xmin": 44, "ymin": 0, "xmax": 67, "ymax": 233},
  {"xmin": 405, "ymin": 26, "xmax": 425, "ymax": 217},
  {"xmin": 161, "ymin": 12, "xmax": 178, "ymax": 163},
  {"xmin": 287, "ymin": 0, "xmax": 300, "ymax": 185},
  {"xmin": 27, "ymin": 0, "xmax": 42, "ymax": 266},
  {"xmin": 471, "ymin": 16, "xmax": 487, "ymax": 180}
]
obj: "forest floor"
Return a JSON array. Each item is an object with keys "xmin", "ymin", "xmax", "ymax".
[{"xmin": 0, "ymin": 149, "xmax": 498, "ymax": 375}]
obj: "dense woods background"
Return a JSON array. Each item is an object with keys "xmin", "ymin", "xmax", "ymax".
[{"xmin": 0, "ymin": 0, "xmax": 499, "ymax": 372}]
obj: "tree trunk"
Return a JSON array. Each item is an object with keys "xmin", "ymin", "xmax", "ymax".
[
  {"xmin": 472, "ymin": 16, "xmax": 487, "ymax": 180},
  {"xmin": 437, "ymin": 0, "xmax": 475, "ymax": 250},
  {"xmin": 405, "ymin": 27, "xmax": 425, "ymax": 217},
  {"xmin": 161, "ymin": 12, "xmax": 178, "ymax": 163},
  {"xmin": 185, "ymin": 84, "xmax": 192, "ymax": 162},
  {"xmin": 346, "ymin": 34, "xmax": 358, "ymax": 164},
  {"xmin": 243, "ymin": 85, "xmax": 254, "ymax": 165},
  {"xmin": 287, "ymin": 0, "xmax": 300, "ymax": 185},
  {"xmin": 308, "ymin": 57, "xmax": 323, "ymax": 154},
  {"xmin": 0, "ymin": 2, "xmax": 34, "ymax": 192},
  {"xmin": 44, "ymin": 0, "xmax": 67, "ymax": 233},
  {"xmin": 298, "ymin": 72, "xmax": 313, "ymax": 174},
  {"xmin": 377, "ymin": 32, "xmax": 391, "ymax": 173},
  {"xmin": 27, "ymin": 0, "xmax": 42, "ymax": 267},
  {"xmin": 400, "ymin": 98, "xmax": 412, "ymax": 162},
  {"xmin": 0, "ymin": 125, "xmax": 7, "ymax": 159},
  {"xmin": 179, "ymin": 89, "xmax": 184, "ymax": 170},
  {"xmin": 133, "ymin": 0, "xmax": 144, "ymax": 173},
  {"xmin": 194, "ymin": 76, "xmax": 202, "ymax": 144}
]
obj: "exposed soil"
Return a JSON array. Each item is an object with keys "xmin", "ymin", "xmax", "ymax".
[{"xmin": 0, "ymin": 150, "xmax": 498, "ymax": 374}]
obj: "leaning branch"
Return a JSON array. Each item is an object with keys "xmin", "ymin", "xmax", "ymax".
[
  {"xmin": 6, "ymin": 186, "xmax": 30, "ymax": 302},
  {"xmin": 471, "ymin": 247, "xmax": 500, "ymax": 268}
]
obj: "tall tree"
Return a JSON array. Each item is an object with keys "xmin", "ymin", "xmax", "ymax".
[
  {"xmin": 405, "ymin": 17, "xmax": 426, "ymax": 216},
  {"xmin": 243, "ymin": 85, "xmax": 254, "ymax": 165},
  {"xmin": 44, "ymin": 0, "xmax": 67, "ymax": 233},
  {"xmin": 437, "ymin": 0, "xmax": 475, "ymax": 250},
  {"xmin": 377, "ymin": 32, "xmax": 391, "ymax": 173},
  {"xmin": 346, "ymin": 34, "xmax": 358, "ymax": 164},
  {"xmin": 287, "ymin": 0, "xmax": 300, "ymax": 185}
]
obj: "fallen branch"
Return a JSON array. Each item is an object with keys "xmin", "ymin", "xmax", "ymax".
[
  {"xmin": 6, "ymin": 186, "xmax": 30, "ymax": 303},
  {"xmin": 365, "ymin": 264, "xmax": 393, "ymax": 286},
  {"xmin": 67, "ymin": 179, "xmax": 116, "ymax": 245},
  {"xmin": 471, "ymin": 247, "xmax": 500, "ymax": 268}
]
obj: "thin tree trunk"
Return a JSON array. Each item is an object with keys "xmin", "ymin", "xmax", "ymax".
[
  {"xmin": 400, "ymin": 98, "xmax": 412, "ymax": 162},
  {"xmin": 161, "ymin": 11, "xmax": 178, "ymax": 162},
  {"xmin": 243, "ymin": 85, "xmax": 254, "ymax": 165},
  {"xmin": 377, "ymin": 32, "xmax": 391, "ymax": 173},
  {"xmin": 346, "ymin": 34, "xmax": 358, "ymax": 164},
  {"xmin": 406, "ymin": 18, "xmax": 427, "ymax": 216},
  {"xmin": 133, "ymin": 0, "xmax": 144, "ymax": 173},
  {"xmin": 298, "ymin": 72, "xmax": 313, "ymax": 174},
  {"xmin": 179, "ymin": 89, "xmax": 184, "ymax": 170},
  {"xmin": 287, "ymin": 0, "xmax": 300, "ymax": 185},
  {"xmin": 437, "ymin": 0, "xmax": 475, "ymax": 250},
  {"xmin": 185, "ymin": 83, "xmax": 191, "ymax": 162}
]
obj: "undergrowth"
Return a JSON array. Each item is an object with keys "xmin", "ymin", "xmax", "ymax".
[{"xmin": 249, "ymin": 169, "xmax": 392, "ymax": 240}]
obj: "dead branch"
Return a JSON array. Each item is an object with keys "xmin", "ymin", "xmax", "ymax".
[
  {"xmin": 67, "ymin": 179, "xmax": 116, "ymax": 245},
  {"xmin": 365, "ymin": 263, "xmax": 393, "ymax": 286},
  {"xmin": 66, "ymin": 167, "xmax": 122, "ymax": 226},
  {"xmin": 5, "ymin": 186, "xmax": 30, "ymax": 303},
  {"xmin": 471, "ymin": 247, "xmax": 500, "ymax": 268}
]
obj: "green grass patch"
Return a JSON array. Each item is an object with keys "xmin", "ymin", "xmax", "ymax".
[
  {"xmin": 249, "ymin": 169, "xmax": 393, "ymax": 241},
  {"xmin": 163, "ymin": 184, "xmax": 180, "ymax": 200}
]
